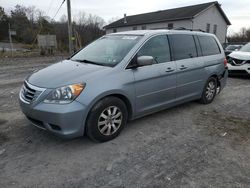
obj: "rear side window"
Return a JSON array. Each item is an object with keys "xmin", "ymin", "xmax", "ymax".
[
  {"xmin": 169, "ymin": 34, "xmax": 197, "ymax": 61},
  {"xmin": 137, "ymin": 35, "xmax": 171, "ymax": 63},
  {"xmin": 198, "ymin": 36, "xmax": 221, "ymax": 56}
]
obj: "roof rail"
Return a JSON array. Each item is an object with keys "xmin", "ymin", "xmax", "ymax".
[{"xmin": 173, "ymin": 27, "xmax": 205, "ymax": 32}]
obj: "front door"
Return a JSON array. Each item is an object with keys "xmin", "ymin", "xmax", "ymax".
[{"xmin": 129, "ymin": 35, "xmax": 177, "ymax": 116}]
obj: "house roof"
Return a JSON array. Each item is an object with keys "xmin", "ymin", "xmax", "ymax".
[{"xmin": 104, "ymin": 1, "xmax": 231, "ymax": 29}]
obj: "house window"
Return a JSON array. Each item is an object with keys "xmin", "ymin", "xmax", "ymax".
[
  {"xmin": 206, "ymin": 23, "xmax": 210, "ymax": 33},
  {"xmin": 141, "ymin": 25, "xmax": 146, "ymax": 30},
  {"xmin": 113, "ymin": 28, "xmax": 117, "ymax": 33},
  {"xmin": 168, "ymin": 23, "xmax": 173, "ymax": 29},
  {"xmin": 132, "ymin": 26, "xmax": 137, "ymax": 30},
  {"xmin": 213, "ymin": 24, "xmax": 217, "ymax": 35}
]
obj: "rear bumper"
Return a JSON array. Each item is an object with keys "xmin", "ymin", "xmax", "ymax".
[
  {"xmin": 228, "ymin": 63, "xmax": 250, "ymax": 75},
  {"xmin": 218, "ymin": 68, "xmax": 228, "ymax": 92},
  {"xmin": 19, "ymin": 98, "xmax": 88, "ymax": 139}
]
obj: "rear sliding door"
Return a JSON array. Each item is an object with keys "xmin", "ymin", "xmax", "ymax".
[{"xmin": 169, "ymin": 34, "xmax": 206, "ymax": 101}]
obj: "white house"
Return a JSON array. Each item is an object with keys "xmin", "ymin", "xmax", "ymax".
[{"xmin": 104, "ymin": 1, "xmax": 231, "ymax": 43}]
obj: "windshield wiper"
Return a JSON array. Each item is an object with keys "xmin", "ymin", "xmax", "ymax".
[{"xmin": 72, "ymin": 59, "xmax": 107, "ymax": 66}]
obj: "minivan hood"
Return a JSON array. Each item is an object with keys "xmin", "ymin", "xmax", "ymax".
[
  {"xmin": 27, "ymin": 60, "xmax": 109, "ymax": 88},
  {"xmin": 229, "ymin": 51, "xmax": 250, "ymax": 60}
]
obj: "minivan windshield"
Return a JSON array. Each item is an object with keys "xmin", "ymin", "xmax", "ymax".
[
  {"xmin": 240, "ymin": 43, "xmax": 250, "ymax": 52},
  {"xmin": 71, "ymin": 35, "xmax": 142, "ymax": 67}
]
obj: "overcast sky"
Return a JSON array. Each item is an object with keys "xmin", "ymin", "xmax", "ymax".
[{"xmin": 1, "ymin": 0, "xmax": 250, "ymax": 35}]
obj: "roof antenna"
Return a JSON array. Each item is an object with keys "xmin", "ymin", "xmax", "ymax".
[{"xmin": 124, "ymin": 13, "xmax": 127, "ymax": 24}]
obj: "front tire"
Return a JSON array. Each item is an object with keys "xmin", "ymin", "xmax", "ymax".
[
  {"xmin": 86, "ymin": 97, "xmax": 128, "ymax": 142},
  {"xmin": 199, "ymin": 77, "xmax": 217, "ymax": 104}
]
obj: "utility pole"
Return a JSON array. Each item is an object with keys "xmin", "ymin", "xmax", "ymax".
[
  {"xmin": 8, "ymin": 23, "xmax": 13, "ymax": 57},
  {"xmin": 67, "ymin": 0, "xmax": 73, "ymax": 54}
]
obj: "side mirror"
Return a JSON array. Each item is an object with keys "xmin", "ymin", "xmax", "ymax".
[{"xmin": 137, "ymin": 56, "xmax": 154, "ymax": 67}]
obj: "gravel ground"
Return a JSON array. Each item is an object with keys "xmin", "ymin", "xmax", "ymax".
[{"xmin": 0, "ymin": 56, "xmax": 250, "ymax": 188}]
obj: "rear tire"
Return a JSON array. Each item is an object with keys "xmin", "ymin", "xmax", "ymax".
[
  {"xmin": 199, "ymin": 77, "xmax": 217, "ymax": 104},
  {"xmin": 86, "ymin": 97, "xmax": 128, "ymax": 142}
]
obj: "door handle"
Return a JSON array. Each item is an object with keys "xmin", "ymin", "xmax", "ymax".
[
  {"xmin": 165, "ymin": 67, "xmax": 175, "ymax": 72},
  {"xmin": 179, "ymin": 65, "xmax": 188, "ymax": 70}
]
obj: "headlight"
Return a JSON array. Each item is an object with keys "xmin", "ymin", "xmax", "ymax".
[{"xmin": 44, "ymin": 83, "xmax": 85, "ymax": 104}]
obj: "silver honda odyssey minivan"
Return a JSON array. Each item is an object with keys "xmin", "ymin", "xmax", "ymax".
[{"xmin": 19, "ymin": 30, "xmax": 228, "ymax": 142}]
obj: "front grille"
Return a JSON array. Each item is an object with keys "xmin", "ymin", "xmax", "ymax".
[
  {"xmin": 233, "ymin": 58, "xmax": 243, "ymax": 65},
  {"xmin": 228, "ymin": 57, "xmax": 247, "ymax": 66},
  {"xmin": 20, "ymin": 81, "xmax": 45, "ymax": 104}
]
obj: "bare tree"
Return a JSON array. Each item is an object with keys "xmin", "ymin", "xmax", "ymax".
[
  {"xmin": 0, "ymin": 5, "xmax": 105, "ymax": 51},
  {"xmin": 73, "ymin": 11, "xmax": 86, "ymax": 26},
  {"xmin": 228, "ymin": 27, "xmax": 250, "ymax": 42},
  {"xmin": 26, "ymin": 6, "xmax": 36, "ymax": 23}
]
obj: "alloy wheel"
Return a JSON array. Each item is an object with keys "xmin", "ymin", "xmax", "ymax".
[
  {"xmin": 205, "ymin": 81, "xmax": 216, "ymax": 101},
  {"xmin": 97, "ymin": 106, "xmax": 123, "ymax": 136}
]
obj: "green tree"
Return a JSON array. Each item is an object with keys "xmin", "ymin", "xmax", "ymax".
[
  {"xmin": 37, "ymin": 16, "xmax": 54, "ymax": 34},
  {"xmin": 0, "ymin": 7, "xmax": 9, "ymax": 41},
  {"xmin": 10, "ymin": 5, "xmax": 33, "ymax": 43}
]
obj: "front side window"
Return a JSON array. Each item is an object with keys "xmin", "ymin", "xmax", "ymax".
[
  {"xmin": 71, "ymin": 35, "xmax": 142, "ymax": 67},
  {"xmin": 198, "ymin": 35, "xmax": 221, "ymax": 56},
  {"xmin": 169, "ymin": 34, "xmax": 197, "ymax": 60},
  {"xmin": 137, "ymin": 35, "xmax": 171, "ymax": 64}
]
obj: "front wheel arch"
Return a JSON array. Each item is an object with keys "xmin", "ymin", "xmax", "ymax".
[{"xmin": 85, "ymin": 96, "xmax": 128, "ymax": 142}]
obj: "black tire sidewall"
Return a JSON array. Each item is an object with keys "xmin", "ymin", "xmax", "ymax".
[{"xmin": 86, "ymin": 97, "xmax": 128, "ymax": 142}]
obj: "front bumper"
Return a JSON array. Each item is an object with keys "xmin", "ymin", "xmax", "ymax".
[
  {"xmin": 228, "ymin": 63, "xmax": 250, "ymax": 75},
  {"xmin": 19, "ymin": 97, "xmax": 88, "ymax": 139}
]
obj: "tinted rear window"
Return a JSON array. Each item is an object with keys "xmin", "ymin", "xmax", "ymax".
[
  {"xmin": 169, "ymin": 34, "xmax": 197, "ymax": 61},
  {"xmin": 198, "ymin": 36, "xmax": 221, "ymax": 56}
]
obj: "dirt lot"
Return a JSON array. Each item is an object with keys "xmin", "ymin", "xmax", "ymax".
[{"xmin": 0, "ymin": 56, "xmax": 250, "ymax": 188}]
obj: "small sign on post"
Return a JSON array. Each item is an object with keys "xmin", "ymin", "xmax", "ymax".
[
  {"xmin": 37, "ymin": 35, "xmax": 57, "ymax": 55},
  {"xmin": 10, "ymin": 31, "xmax": 16, "ymax": 35}
]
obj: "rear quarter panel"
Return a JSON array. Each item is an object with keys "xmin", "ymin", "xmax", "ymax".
[{"xmin": 200, "ymin": 34, "xmax": 226, "ymax": 83}]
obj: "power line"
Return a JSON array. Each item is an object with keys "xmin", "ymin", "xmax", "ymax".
[{"xmin": 52, "ymin": 0, "xmax": 66, "ymax": 20}]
